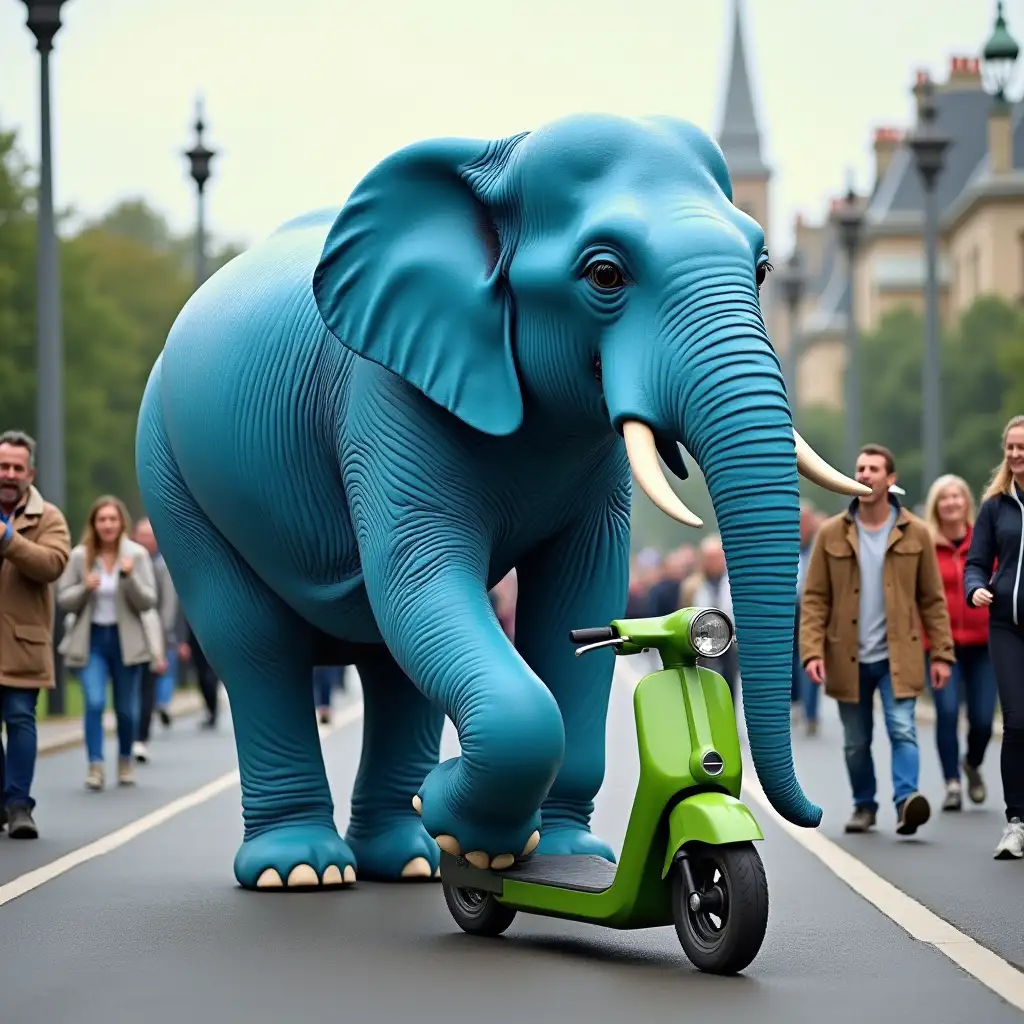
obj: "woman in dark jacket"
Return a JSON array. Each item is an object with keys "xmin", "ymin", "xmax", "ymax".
[{"xmin": 964, "ymin": 414, "xmax": 1024, "ymax": 860}]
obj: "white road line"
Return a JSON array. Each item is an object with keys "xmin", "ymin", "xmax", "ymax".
[
  {"xmin": 616, "ymin": 660, "xmax": 1024, "ymax": 1012},
  {"xmin": 0, "ymin": 700, "xmax": 364, "ymax": 909}
]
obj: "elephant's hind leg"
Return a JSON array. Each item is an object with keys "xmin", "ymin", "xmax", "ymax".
[
  {"xmin": 136, "ymin": 386, "xmax": 356, "ymax": 892},
  {"xmin": 345, "ymin": 645, "xmax": 445, "ymax": 880}
]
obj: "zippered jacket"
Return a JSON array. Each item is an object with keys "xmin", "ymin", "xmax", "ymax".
[
  {"xmin": 923, "ymin": 523, "xmax": 989, "ymax": 649},
  {"xmin": 964, "ymin": 483, "xmax": 1024, "ymax": 631}
]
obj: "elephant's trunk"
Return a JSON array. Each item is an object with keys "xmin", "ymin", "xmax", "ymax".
[{"xmin": 681, "ymin": 343, "xmax": 821, "ymax": 827}]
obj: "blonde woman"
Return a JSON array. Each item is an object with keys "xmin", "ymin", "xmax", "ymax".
[
  {"xmin": 56, "ymin": 496, "xmax": 159, "ymax": 790},
  {"xmin": 921, "ymin": 475, "xmax": 995, "ymax": 812},
  {"xmin": 965, "ymin": 415, "xmax": 1024, "ymax": 859}
]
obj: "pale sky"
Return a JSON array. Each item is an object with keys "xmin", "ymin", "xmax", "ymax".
[{"xmin": 0, "ymin": 0, "xmax": 1018, "ymax": 259}]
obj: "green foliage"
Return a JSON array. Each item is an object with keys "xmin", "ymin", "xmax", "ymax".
[{"xmin": 0, "ymin": 125, "xmax": 247, "ymax": 534}]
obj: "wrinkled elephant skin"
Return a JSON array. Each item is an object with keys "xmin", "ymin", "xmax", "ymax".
[{"xmin": 135, "ymin": 112, "xmax": 861, "ymax": 891}]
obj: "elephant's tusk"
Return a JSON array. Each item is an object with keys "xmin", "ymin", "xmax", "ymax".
[
  {"xmin": 793, "ymin": 429, "xmax": 870, "ymax": 496},
  {"xmin": 622, "ymin": 421, "xmax": 704, "ymax": 528}
]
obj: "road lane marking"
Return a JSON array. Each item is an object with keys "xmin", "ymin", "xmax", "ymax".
[
  {"xmin": 617, "ymin": 660, "xmax": 1024, "ymax": 1011},
  {"xmin": 0, "ymin": 701, "xmax": 364, "ymax": 909}
]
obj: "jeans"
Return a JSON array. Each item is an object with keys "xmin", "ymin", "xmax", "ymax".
[
  {"xmin": 838, "ymin": 658, "xmax": 919, "ymax": 812},
  {"xmin": 926, "ymin": 644, "xmax": 997, "ymax": 782},
  {"xmin": 0, "ymin": 687, "xmax": 40, "ymax": 811},
  {"xmin": 138, "ymin": 648, "xmax": 179, "ymax": 744},
  {"xmin": 79, "ymin": 624, "xmax": 143, "ymax": 762},
  {"xmin": 314, "ymin": 665, "xmax": 345, "ymax": 708},
  {"xmin": 990, "ymin": 624, "xmax": 1024, "ymax": 821}
]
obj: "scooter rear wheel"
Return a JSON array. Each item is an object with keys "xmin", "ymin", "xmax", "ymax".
[
  {"xmin": 671, "ymin": 841, "xmax": 769, "ymax": 975},
  {"xmin": 443, "ymin": 884, "xmax": 518, "ymax": 937}
]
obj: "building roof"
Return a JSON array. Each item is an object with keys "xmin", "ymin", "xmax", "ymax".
[{"xmin": 716, "ymin": 0, "xmax": 769, "ymax": 181}]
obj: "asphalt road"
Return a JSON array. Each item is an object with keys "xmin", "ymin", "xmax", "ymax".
[{"xmin": 1, "ymin": 667, "xmax": 1021, "ymax": 1023}]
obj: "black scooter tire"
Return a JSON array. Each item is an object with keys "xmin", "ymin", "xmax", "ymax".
[
  {"xmin": 443, "ymin": 883, "xmax": 518, "ymax": 937},
  {"xmin": 671, "ymin": 841, "xmax": 769, "ymax": 975}
]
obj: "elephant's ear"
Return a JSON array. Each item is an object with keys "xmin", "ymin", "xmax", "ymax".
[{"xmin": 312, "ymin": 135, "xmax": 528, "ymax": 436}]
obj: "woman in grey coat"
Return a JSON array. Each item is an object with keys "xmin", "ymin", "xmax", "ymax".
[{"xmin": 56, "ymin": 495, "xmax": 159, "ymax": 789}]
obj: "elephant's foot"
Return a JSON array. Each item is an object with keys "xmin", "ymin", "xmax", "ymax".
[
  {"xmin": 413, "ymin": 760, "xmax": 542, "ymax": 871},
  {"xmin": 537, "ymin": 824, "xmax": 616, "ymax": 863},
  {"xmin": 346, "ymin": 818, "xmax": 442, "ymax": 881},
  {"xmin": 234, "ymin": 824, "xmax": 357, "ymax": 891}
]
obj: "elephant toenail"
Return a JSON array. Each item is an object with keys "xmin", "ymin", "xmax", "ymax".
[
  {"xmin": 490, "ymin": 854, "xmax": 515, "ymax": 870},
  {"xmin": 412, "ymin": 795, "xmax": 422, "ymax": 814},
  {"xmin": 435, "ymin": 834, "xmax": 461, "ymax": 856},
  {"xmin": 256, "ymin": 868, "xmax": 284, "ymax": 888},
  {"xmin": 343, "ymin": 865, "xmax": 357, "ymax": 884},
  {"xmin": 322, "ymin": 865, "xmax": 343, "ymax": 885},
  {"xmin": 287, "ymin": 863, "xmax": 319, "ymax": 887},
  {"xmin": 401, "ymin": 856, "xmax": 433, "ymax": 878},
  {"xmin": 465, "ymin": 851, "xmax": 490, "ymax": 869},
  {"xmin": 522, "ymin": 831, "xmax": 540, "ymax": 857}
]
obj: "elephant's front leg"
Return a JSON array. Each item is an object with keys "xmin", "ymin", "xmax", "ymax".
[
  {"xmin": 514, "ymin": 484, "xmax": 631, "ymax": 863},
  {"xmin": 358, "ymin": 517, "xmax": 565, "ymax": 870}
]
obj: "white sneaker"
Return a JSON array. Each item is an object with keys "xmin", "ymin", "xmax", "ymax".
[
  {"xmin": 132, "ymin": 741, "xmax": 150, "ymax": 764},
  {"xmin": 994, "ymin": 817, "xmax": 1024, "ymax": 860}
]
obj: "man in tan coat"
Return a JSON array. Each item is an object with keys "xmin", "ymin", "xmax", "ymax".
[
  {"xmin": 0, "ymin": 430, "xmax": 71, "ymax": 839},
  {"xmin": 800, "ymin": 444, "xmax": 954, "ymax": 838}
]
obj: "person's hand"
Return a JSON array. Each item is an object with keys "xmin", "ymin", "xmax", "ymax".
[
  {"xmin": 930, "ymin": 660, "xmax": 951, "ymax": 690},
  {"xmin": 85, "ymin": 572, "xmax": 100, "ymax": 591},
  {"xmin": 971, "ymin": 588, "xmax": 993, "ymax": 607},
  {"xmin": 154, "ymin": 657, "xmax": 168, "ymax": 674},
  {"xmin": 805, "ymin": 658, "xmax": 826, "ymax": 685},
  {"xmin": 119, "ymin": 556, "xmax": 134, "ymax": 575},
  {"xmin": 178, "ymin": 642, "xmax": 191, "ymax": 661}
]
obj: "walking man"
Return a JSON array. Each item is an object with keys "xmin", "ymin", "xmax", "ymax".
[
  {"xmin": 801, "ymin": 444, "xmax": 955, "ymax": 836},
  {"xmin": 0, "ymin": 430, "xmax": 71, "ymax": 838}
]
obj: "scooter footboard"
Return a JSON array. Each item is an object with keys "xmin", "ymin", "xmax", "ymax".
[{"xmin": 661, "ymin": 791, "xmax": 764, "ymax": 879}]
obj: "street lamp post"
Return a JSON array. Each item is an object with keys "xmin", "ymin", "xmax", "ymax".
[
  {"xmin": 833, "ymin": 186, "xmax": 864, "ymax": 473},
  {"xmin": 22, "ymin": 0, "xmax": 69, "ymax": 510},
  {"xmin": 779, "ymin": 246, "xmax": 806, "ymax": 428},
  {"xmin": 982, "ymin": 1, "xmax": 1020, "ymax": 105},
  {"xmin": 907, "ymin": 71, "xmax": 951, "ymax": 490},
  {"xmin": 184, "ymin": 98, "xmax": 216, "ymax": 289},
  {"xmin": 22, "ymin": 0, "xmax": 70, "ymax": 716}
]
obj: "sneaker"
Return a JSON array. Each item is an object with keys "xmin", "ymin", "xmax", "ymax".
[
  {"xmin": 6, "ymin": 805, "xmax": 38, "ymax": 840},
  {"xmin": 158, "ymin": 707, "xmax": 172, "ymax": 728},
  {"xmin": 962, "ymin": 759, "xmax": 986, "ymax": 804},
  {"xmin": 942, "ymin": 780, "xmax": 962, "ymax": 812},
  {"xmin": 132, "ymin": 741, "xmax": 150, "ymax": 764},
  {"xmin": 994, "ymin": 818, "xmax": 1024, "ymax": 860},
  {"xmin": 844, "ymin": 807, "xmax": 877, "ymax": 833},
  {"xmin": 118, "ymin": 758, "xmax": 136, "ymax": 786},
  {"xmin": 0, "ymin": 805, "xmax": 6, "ymax": 830},
  {"xmin": 86, "ymin": 762, "xmax": 104, "ymax": 791},
  {"xmin": 896, "ymin": 792, "xmax": 931, "ymax": 835}
]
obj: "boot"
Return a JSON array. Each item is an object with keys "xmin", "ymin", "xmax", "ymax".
[
  {"xmin": 7, "ymin": 805, "xmax": 38, "ymax": 839},
  {"xmin": 86, "ymin": 762, "xmax": 104, "ymax": 791},
  {"xmin": 118, "ymin": 757, "xmax": 135, "ymax": 786}
]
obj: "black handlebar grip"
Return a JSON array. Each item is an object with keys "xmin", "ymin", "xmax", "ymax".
[{"xmin": 569, "ymin": 627, "xmax": 616, "ymax": 644}]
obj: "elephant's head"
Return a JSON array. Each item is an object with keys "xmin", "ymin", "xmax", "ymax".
[{"xmin": 312, "ymin": 113, "xmax": 866, "ymax": 828}]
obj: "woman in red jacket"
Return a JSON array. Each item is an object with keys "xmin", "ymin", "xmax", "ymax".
[{"xmin": 923, "ymin": 474, "xmax": 997, "ymax": 811}]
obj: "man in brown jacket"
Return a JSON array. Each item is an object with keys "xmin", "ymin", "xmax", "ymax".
[
  {"xmin": 800, "ymin": 444, "xmax": 954, "ymax": 838},
  {"xmin": 0, "ymin": 430, "xmax": 71, "ymax": 839}
]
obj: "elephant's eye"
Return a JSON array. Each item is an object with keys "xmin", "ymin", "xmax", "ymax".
[
  {"xmin": 756, "ymin": 261, "xmax": 774, "ymax": 289},
  {"xmin": 586, "ymin": 261, "xmax": 625, "ymax": 290}
]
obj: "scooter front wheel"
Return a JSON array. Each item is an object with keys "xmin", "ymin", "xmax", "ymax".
[
  {"xmin": 443, "ymin": 883, "xmax": 518, "ymax": 937},
  {"xmin": 671, "ymin": 841, "xmax": 769, "ymax": 975}
]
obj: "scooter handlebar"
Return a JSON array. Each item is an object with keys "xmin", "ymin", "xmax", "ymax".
[{"xmin": 568, "ymin": 627, "xmax": 616, "ymax": 644}]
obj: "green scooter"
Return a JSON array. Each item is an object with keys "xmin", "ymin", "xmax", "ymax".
[{"xmin": 439, "ymin": 606, "xmax": 770, "ymax": 976}]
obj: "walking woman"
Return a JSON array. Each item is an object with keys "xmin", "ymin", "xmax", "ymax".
[
  {"xmin": 923, "ymin": 474, "xmax": 996, "ymax": 811},
  {"xmin": 965, "ymin": 414, "xmax": 1024, "ymax": 859},
  {"xmin": 56, "ymin": 496, "xmax": 159, "ymax": 790}
]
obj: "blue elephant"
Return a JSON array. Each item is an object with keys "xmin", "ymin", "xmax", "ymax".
[{"xmin": 135, "ymin": 112, "xmax": 864, "ymax": 890}]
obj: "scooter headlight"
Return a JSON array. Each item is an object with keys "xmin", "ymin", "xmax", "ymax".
[{"xmin": 689, "ymin": 609, "xmax": 734, "ymax": 658}]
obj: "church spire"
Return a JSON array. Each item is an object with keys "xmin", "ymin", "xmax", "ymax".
[{"xmin": 716, "ymin": 0, "xmax": 769, "ymax": 180}]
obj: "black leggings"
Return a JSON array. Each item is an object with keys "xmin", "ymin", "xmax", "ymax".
[{"xmin": 990, "ymin": 624, "xmax": 1024, "ymax": 821}]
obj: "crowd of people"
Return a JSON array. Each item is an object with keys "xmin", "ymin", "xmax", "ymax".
[
  {"xmin": 0, "ymin": 427, "xmax": 349, "ymax": 839},
  {"xmin": 1, "ymin": 415, "xmax": 1022, "ymax": 864}
]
